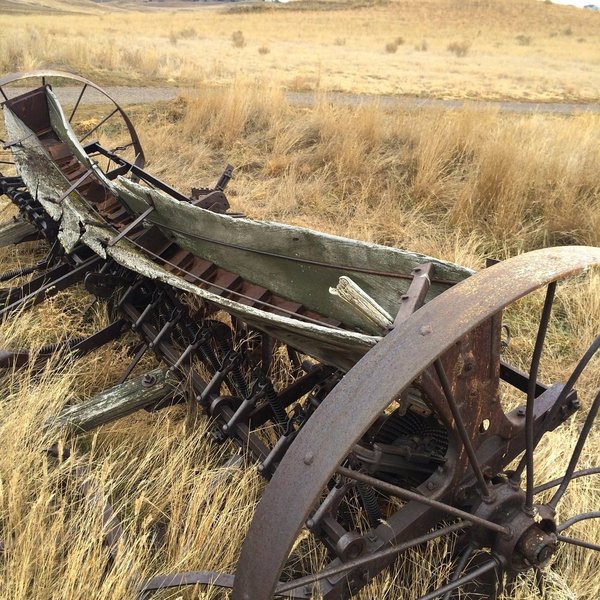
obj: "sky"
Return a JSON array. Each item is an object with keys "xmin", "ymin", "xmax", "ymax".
[{"xmin": 549, "ymin": 0, "xmax": 597, "ymax": 6}]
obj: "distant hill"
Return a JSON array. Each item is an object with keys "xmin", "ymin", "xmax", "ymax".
[{"xmin": 0, "ymin": 0, "xmax": 105, "ymax": 14}]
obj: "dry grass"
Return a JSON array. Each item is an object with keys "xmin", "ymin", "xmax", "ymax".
[
  {"xmin": 0, "ymin": 80, "xmax": 599, "ymax": 598},
  {"xmin": 0, "ymin": 0, "xmax": 600, "ymax": 100}
]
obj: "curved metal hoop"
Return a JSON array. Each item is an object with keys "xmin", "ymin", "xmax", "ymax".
[{"xmin": 0, "ymin": 69, "xmax": 145, "ymax": 169}]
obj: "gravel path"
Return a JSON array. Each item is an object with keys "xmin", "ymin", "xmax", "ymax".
[{"xmin": 4, "ymin": 85, "xmax": 600, "ymax": 115}]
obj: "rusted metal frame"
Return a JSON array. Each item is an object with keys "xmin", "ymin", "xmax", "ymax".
[
  {"xmin": 119, "ymin": 293, "xmax": 270, "ymax": 461},
  {"xmin": 0, "ymin": 254, "xmax": 100, "ymax": 319},
  {"xmin": 0, "ymin": 320, "xmax": 125, "ymax": 370},
  {"xmin": 525, "ymin": 282, "xmax": 556, "ymax": 511},
  {"xmin": 84, "ymin": 142, "xmax": 190, "ymax": 202},
  {"xmin": 274, "ymin": 521, "xmax": 469, "ymax": 595},
  {"xmin": 68, "ymin": 83, "xmax": 88, "ymax": 123},
  {"xmin": 232, "ymin": 247, "xmax": 600, "ymax": 600},
  {"xmin": 336, "ymin": 467, "xmax": 509, "ymax": 536},
  {"xmin": 433, "ymin": 359, "xmax": 492, "ymax": 500},
  {"xmin": 549, "ymin": 388, "xmax": 600, "ymax": 509},
  {"xmin": 0, "ymin": 261, "xmax": 70, "ymax": 307},
  {"xmin": 393, "ymin": 262, "xmax": 434, "ymax": 326},
  {"xmin": 415, "ymin": 558, "xmax": 500, "ymax": 600},
  {"xmin": 533, "ymin": 467, "xmax": 600, "ymax": 494},
  {"xmin": 500, "ymin": 361, "xmax": 547, "ymax": 396}
]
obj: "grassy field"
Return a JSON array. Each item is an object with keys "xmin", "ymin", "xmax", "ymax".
[
  {"xmin": 0, "ymin": 0, "xmax": 600, "ymax": 101},
  {"xmin": 0, "ymin": 0, "xmax": 599, "ymax": 598},
  {"xmin": 1, "ymin": 79, "xmax": 599, "ymax": 598}
]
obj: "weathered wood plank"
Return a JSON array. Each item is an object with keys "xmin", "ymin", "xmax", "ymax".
[
  {"xmin": 0, "ymin": 216, "xmax": 38, "ymax": 246},
  {"xmin": 117, "ymin": 177, "xmax": 473, "ymax": 332},
  {"xmin": 51, "ymin": 367, "xmax": 177, "ymax": 433}
]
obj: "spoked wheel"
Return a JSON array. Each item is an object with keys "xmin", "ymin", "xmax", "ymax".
[
  {"xmin": 233, "ymin": 246, "xmax": 600, "ymax": 600},
  {"xmin": 0, "ymin": 70, "xmax": 145, "ymax": 174}
]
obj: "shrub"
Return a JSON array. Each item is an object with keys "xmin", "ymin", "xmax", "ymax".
[
  {"xmin": 563, "ymin": 27, "xmax": 573, "ymax": 36},
  {"xmin": 447, "ymin": 40, "xmax": 470, "ymax": 57},
  {"xmin": 515, "ymin": 34, "xmax": 532, "ymax": 46},
  {"xmin": 258, "ymin": 45, "xmax": 270, "ymax": 55},
  {"xmin": 169, "ymin": 30, "xmax": 178, "ymax": 46},
  {"xmin": 178, "ymin": 27, "xmax": 197, "ymax": 39},
  {"xmin": 395, "ymin": 36, "xmax": 405, "ymax": 46},
  {"xmin": 334, "ymin": 38, "xmax": 346, "ymax": 46},
  {"xmin": 231, "ymin": 30, "xmax": 246, "ymax": 48},
  {"xmin": 415, "ymin": 39, "xmax": 428, "ymax": 52},
  {"xmin": 385, "ymin": 41, "xmax": 398, "ymax": 53}
]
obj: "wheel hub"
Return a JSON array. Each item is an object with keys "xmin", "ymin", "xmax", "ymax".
[{"xmin": 469, "ymin": 479, "xmax": 558, "ymax": 572}]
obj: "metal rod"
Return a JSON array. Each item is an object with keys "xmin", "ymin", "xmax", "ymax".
[
  {"xmin": 557, "ymin": 535, "xmax": 600, "ymax": 552},
  {"xmin": 117, "ymin": 343, "xmax": 149, "ymax": 385},
  {"xmin": 336, "ymin": 467, "xmax": 511, "ymax": 537},
  {"xmin": 434, "ymin": 359, "xmax": 491, "ymax": 500},
  {"xmin": 275, "ymin": 521, "xmax": 469, "ymax": 594},
  {"xmin": 550, "ymin": 389, "xmax": 600, "ymax": 509},
  {"xmin": 557, "ymin": 511, "xmax": 600, "ymax": 533},
  {"xmin": 525, "ymin": 282, "xmax": 556, "ymax": 511},
  {"xmin": 533, "ymin": 467, "xmax": 600, "ymax": 494},
  {"xmin": 0, "ymin": 86, "xmax": 8, "ymax": 101},
  {"xmin": 69, "ymin": 84, "xmax": 88, "ymax": 123},
  {"xmin": 52, "ymin": 168, "xmax": 94, "ymax": 205},
  {"xmin": 441, "ymin": 544, "xmax": 475, "ymax": 600},
  {"xmin": 80, "ymin": 108, "xmax": 119, "ymax": 143},
  {"xmin": 415, "ymin": 558, "xmax": 499, "ymax": 600},
  {"xmin": 108, "ymin": 206, "xmax": 154, "ymax": 247}
]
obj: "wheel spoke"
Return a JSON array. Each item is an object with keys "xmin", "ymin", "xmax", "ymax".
[
  {"xmin": 415, "ymin": 557, "xmax": 500, "ymax": 600},
  {"xmin": 533, "ymin": 466, "xmax": 600, "ymax": 494},
  {"xmin": 79, "ymin": 108, "xmax": 119, "ymax": 144},
  {"xmin": 337, "ymin": 467, "xmax": 511, "ymax": 536},
  {"xmin": 69, "ymin": 83, "xmax": 88, "ymax": 123},
  {"xmin": 550, "ymin": 389, "xmax": 600, "ymax": 509},
  {"xmin": 441, "ymin": 543, "xmax": 476, "ymax": 600},
  {"xmin": 557, "ymin": 534, "xmax": 600, "ymax": 552},
  {"xmin": 434, "ymin": 359, "xmax": 491, "ymax": 500},
  {"xmin": 525, "ymin": 282, "xmax": 556, "ymax": 511},
  {"xmin": 557, "ymin": 511, "xmax": 600, "ymax": 533},
  {"xmin": 274, "ymin": 522, "xmax": 469, "ymax": 595}
]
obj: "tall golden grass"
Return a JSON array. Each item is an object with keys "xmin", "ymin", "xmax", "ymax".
[
  {"xmin": 0, "ymin": 80, "xmax": 599, "ymax": 598},
  {"xmin": 0, "ymin": 0, "xmax": 599, "ymax": 100}
]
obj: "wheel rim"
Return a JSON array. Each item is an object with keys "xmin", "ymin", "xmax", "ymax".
[
  {"xmin": 232, "ymin": 246, "xmax": 600, "ymax": 600},
  {"xmin": 0, "ymin": 70, "xmax": 145, "ymax": 172}
]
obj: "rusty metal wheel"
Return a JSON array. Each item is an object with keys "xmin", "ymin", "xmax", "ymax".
[
  {"xmin": 0, "ymin": 70, "xmax": 145, "ymax": 174},
  {"xmin": 233, "ymin": 246, "xmax": 600, "ymax": 600}
]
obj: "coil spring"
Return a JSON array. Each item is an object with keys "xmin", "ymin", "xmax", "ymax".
[
  {"xmin": 39, "ymin": 336, "xmax": 86, "ymax": 355},
  {"xmin": 0, "ymin": 264, "xmax": 39, "ymax": 282},
  {"xmin": 261, "ymin": 376, "xmax": 288, "ymax": 428},
  {"xmin": 357, "ymin": 483, "xmax": 381, "ymax": 528}
]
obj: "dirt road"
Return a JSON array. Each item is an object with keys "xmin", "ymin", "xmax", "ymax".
[{"xmin": 4, "ymin": 85, "xmax": 600, "ymax": 115}]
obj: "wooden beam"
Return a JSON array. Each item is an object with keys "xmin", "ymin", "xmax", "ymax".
[{"xmin": 50, "ymin": 367, "xmax": 177, "ymax": 433}]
